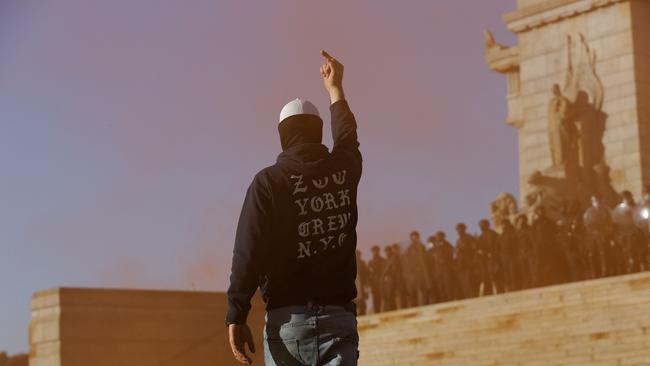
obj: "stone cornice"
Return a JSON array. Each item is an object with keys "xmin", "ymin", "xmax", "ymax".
[
  {"xmin": 485, "ymin": 45, "xmax": 520, "ymax": 73},
  {"xmin": 503, "ymin": 0, "xmax": 628, "ymax": 33},
  {"xmin": 506, "ymin": 116, "xmax": 525, "ymax": 129}
]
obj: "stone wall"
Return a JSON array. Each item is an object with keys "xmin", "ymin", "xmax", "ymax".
[
  {"xmin": 29, "ymin": 288, "xmax": 266, "ymax": 366},
  {"xmin": 357, "ymin": 271, "xmax": 650, "ymax": 365}
]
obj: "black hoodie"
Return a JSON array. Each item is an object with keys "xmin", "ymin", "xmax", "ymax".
[{"xmin": 226, "ymin": 99, "xmax": 362, "ymax": 324}]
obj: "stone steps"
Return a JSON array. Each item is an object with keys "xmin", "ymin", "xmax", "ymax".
[
  {"xmin": 358, "ymin": 272, "xmax": 650, "ymax": 365},
  {"xmin": 29, "ymin": 273, "xmax": 650, "ymax": 365}
]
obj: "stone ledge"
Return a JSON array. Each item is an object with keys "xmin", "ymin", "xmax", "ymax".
[
  {"xmin": 504, "ymin": 0, "xmax": 628, "ymax": 33},
  {"xmin": 32, "ymin": 287, "xmax": 224, "ymax": 310},
  {"xmin": 485, "ymin": 45, "xmax": 520, "ymax": 73}
]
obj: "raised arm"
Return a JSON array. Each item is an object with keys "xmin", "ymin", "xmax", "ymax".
[
  {"xmin": 320, "ymin": 50, "xmax": 361, "ymax": 167},
  {"xmin": 320, "ymin": 49, "xmax": 345, "ymax": 105}
]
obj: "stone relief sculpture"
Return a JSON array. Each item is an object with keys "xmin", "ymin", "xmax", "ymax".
[
  {"xmin": 484, "ymin": 32, "xmax": 618, "ymax": 220},
  {"xmin": 563, "ymin": 34, "xmax": 606, "ymax": 176},
  {"xmin": 548, "ymin": 83, "xmax": 577, "ymax": 170},
  {"xmin": 525, "ymin": 33, "xmax": 616, "ymax": 217},
  {"xmin": 563, "ymin": 34, "xmax": 604, "ymax": 112},
  {"xmin": 490, "ymin": 192, "xmax": 518, "ymax": 231}
]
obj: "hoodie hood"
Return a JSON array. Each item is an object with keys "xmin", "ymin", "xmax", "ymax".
[
  {"xmin": 278, "ymin": 114, "xmax": 323, "ymax": 151},
  {"xmin": 276, "ymin": 143, "xmax": 330, "ymax": 173}
]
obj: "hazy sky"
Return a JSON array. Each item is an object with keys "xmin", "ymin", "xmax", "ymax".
[{"xmin": 1, "ymin": 0, "xmax": 518, "ymax": 353}]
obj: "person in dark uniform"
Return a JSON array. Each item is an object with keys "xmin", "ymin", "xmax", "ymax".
[
  {"xmin": 425, "ymin": 235, "xmax": 439, "ymax": 302},
  {"xmin": 403, "ymin": 231, "xmax": 432, "ymax": 306},
  {"xmin": 477, "ymin": 219, "xmax": 501, "ymax": 296},
  {"xmin": 616, "ymin": 191, "xmax": 646, "ymax": 274},
  {"xmin": 531, "ymin": 207, "xmax": 565, "ymax": 285},
  {"xmin": 557, "ymin": 200, "xmax": 585, "ymax": 282},
  {"xmin": 432, "ymin": 231, "xmax": 455, "ymax": 302},
  {"xmin": 355, "ymin": 250, "xmax": 369, "ymax": 315},
  {"xmin": 515, "ymin": 214, "xmax": 537, "ymax": 288},
  {"xmin": 583, "ymin": 195, "xmax": 614, "ymax": 278},
  {"xmin": 455, "ymin": 223, "xmax": 477, "ymax": 299},
  {"xmin": 368, "ymin": 245, "xmax": 386, "ymax": 314},
  {"xmin": 226, "ymin": 50, "xmax": 362, "ymax": 365},
  {"xmin": 382, "ymin": 245, "xmax": 398, "ymax": 311},
  {"xmin": 499, "ymin": 219, "xmax": 520, "ymax": 292},
  {"xmin": 639, "ymin": 186, "xmax": 650, "ymax": 271},
  {"xmin": 391, "ymin": 243, "xmax": 409, "ymax": 309}
]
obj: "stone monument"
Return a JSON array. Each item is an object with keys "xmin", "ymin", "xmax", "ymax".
[{"xmin": 485, "ymin": 0, "xmax": 650, "ymax": 217}]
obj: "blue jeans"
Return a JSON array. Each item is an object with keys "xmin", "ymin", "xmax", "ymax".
[{"xmin": 263, "ymin": 304, "xmax": 359, "ymax": 366}]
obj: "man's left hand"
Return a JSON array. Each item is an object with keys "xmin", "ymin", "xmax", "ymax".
[{"xmin": 229, "ymin": 323, "xmax": 256, "ymax": 364}]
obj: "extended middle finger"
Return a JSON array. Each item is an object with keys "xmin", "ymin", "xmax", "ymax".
[{"xmin": 321, "ymin": 49, "xmax": 333, "ymax": 60}]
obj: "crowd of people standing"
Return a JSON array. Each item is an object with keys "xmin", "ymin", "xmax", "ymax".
[
  {"xmin": 354, "ymin": 190, "xmax": 650, "ymax": 315},
  {"xmin": 0, "ymin": 352, "xmax": 27, "ymax": 366}
]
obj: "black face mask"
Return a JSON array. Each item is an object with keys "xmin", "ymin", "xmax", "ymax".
[{"xmin": 278, "ymin": 114, "xmax": 323, "ymax": 151}]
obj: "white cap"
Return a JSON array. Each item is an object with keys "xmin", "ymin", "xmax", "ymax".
[{"xmin": 279, "ymin": 98, "xmax": 320, "ymax": 124}]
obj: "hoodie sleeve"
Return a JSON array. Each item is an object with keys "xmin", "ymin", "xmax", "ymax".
[
  {"xmin": 226, "ymin": 173, "xmax": 272, "ymax": 324},
  {"xmin": 330, "ymin": 100, "xmax": 362, "ymax": 170}
]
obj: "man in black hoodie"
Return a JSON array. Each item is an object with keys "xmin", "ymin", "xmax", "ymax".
[{"xmin": 227, "ymin": 50, "xmax": 362, "ymax": 365}]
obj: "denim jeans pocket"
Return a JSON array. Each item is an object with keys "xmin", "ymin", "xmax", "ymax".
[
  {"xmin": 266, "ymin": 338, "xmax": 316, "ymax": 365},
  {"xmin": 323, "ymin": 312, "xmax": 359, "ymax": 344}
]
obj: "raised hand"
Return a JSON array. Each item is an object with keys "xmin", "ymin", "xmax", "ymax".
[
  {"xmin": 320, "ymin": 49, "xmax": 345, "ymax": 104},
  {"xmin": 229, "ymin": 323, "xmax": 256, "ymax": 364}
]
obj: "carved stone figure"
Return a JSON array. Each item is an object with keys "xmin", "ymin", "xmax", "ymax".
[
  {"xmin": 484, "ymin": 29, "xmax": 506, "ymax": 51},
  {"xmin": 562, "ymin": 33, "xmax": 607, "ymax": 173},
  {"xmin": 525, "ymin": 171, "xmax": 577, "ymax": 220},
  {"xmin": 563, "ymin": 34, "xmax": 604, "ymax": 111},
  {"xmin": 548, "ymin": 84, "xmax": 576, "ymax": 169},
  {"xmin": 490, "ymin": 192, "xmax": 518, "ymax": 231},
  {"xmin": 525, "ymin": 33, "xmax": 614, "ymax": 219}
]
